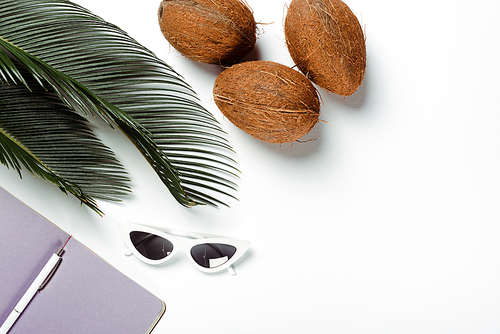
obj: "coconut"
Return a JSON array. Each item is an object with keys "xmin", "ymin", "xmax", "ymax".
[
  {"xmin": 213, "ymin": 61, "xmax": 320, "ymax": 144},
  {"xmin": 284, "ymin": 0, "xmax": 366, "ymax": 96},
  {"xmin": 158, "ymin": 0, "xmax": 256, "ymax": 65}
]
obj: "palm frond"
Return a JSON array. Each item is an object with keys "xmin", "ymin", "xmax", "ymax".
[
  {"xmin": 0, "ymin": 65, "xmax": 131, "ymax": 215},
  {"xmin": 0, "ymin": 36, "xmax": 192, "ymax": 207},
  {"xmin": 0, "ymin": 0, "xmax": 239, "ymax": 207}
]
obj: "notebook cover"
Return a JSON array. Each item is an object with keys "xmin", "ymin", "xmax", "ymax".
[{"xmin": 0, "ymin": 187, "xmax": 165, "ymax": 333}]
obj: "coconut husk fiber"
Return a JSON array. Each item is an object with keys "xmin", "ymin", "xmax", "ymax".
[
  {"xmin": 213, "ymin": 61, "xmax": 320, "ymax": 144},
  {"xmin": 284, "ymin": 0, "xmax": 366, "ymax": 96},
  {"xmin": 158, "ymin": 0, "xmax": 256, "ymax": 65}
]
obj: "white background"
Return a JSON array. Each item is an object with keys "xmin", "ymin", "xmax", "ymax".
[{"xmin": 1, "ymin": 0, "xmax": 500, "ymax": 333}]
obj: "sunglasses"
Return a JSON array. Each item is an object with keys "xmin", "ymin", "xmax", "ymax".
[{"xmin": 117, "ymin": 223, "xmax": 250, "ymax": 275}]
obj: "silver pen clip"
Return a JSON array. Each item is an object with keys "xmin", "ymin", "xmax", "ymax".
[{"xmin": 38, "ymin": 248, "xmax": 64, "ymax": 291}]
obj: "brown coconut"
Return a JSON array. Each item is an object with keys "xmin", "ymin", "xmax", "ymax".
[
  {"xmin": 158, "ymin": 0, "xmax": 256, "ymax": 65},
  {"xmin": 213, "ymin": 61, "xmax": 320, "ymax": 144},
  {"xmin": 284, "ymin": 0, "xmax": 366, "ymax": 96}
]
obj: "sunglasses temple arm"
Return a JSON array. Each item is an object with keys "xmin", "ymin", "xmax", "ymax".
[
  {"xmin": 227, "ymin": 265, "xmax": 236, "ymax": 275},
  {"xmin": 143, "ymin": 225, "xmax": 230, "ymax": 240},
  {"xmin": 124, "ymin": 249, "xmax": 133, "ymax": 256}
]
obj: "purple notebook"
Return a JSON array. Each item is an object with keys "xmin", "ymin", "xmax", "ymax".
[{"xmin": 0, "ymin": 187, "xmax": 165, "ymax": 333}]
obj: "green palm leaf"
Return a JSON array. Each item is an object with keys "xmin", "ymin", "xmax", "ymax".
[
  {"xmin": 0, "ymin": 0, "xmax": 239, "ymax": 208},
  {"xmin": 0, "ymin": 65, "xmax": 130, "ymax": 215}
]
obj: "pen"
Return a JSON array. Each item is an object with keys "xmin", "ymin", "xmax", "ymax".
[{"xmin": 0, "ymin": 236, "xmax": 71, "ymax": 334}]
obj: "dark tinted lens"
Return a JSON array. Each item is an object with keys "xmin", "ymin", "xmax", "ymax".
[
  {"xmin": 190, "ymin": 243, "xmax": 237, "ymax": 269},
  {"xmin": 130, "ymin": 231, "xmax": 174, "ymax": 260}
]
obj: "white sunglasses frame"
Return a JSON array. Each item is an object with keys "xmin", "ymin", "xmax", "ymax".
[{"xmin": 117, "ymin": 222, "xmax": 250, "ymax": 275}]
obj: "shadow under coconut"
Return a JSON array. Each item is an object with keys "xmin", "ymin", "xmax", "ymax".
[
  {"xmin": 172, "ymin": 44, "xmax": 263, "ymax": 100},
  {"xmin": 186, "ymin": 58, "xmax": 225, "ymax": 78},
  {"xmin": 239, "ymin": 42, "xmax": 263, "ymax": 63},
  {"xmin": 247, "ymin": 64, "xmax": 373, "ymax": 158},
  {"xmin": 184, "ymin": 42, "xmax": 264, "ymax": 78},
  {"xmin": 246, "ymin": 123, "xmax": 325, "ymax": 160},
  {"xmin": 318, "ymin": 63, "xmax": 371, "ymax": 112}
]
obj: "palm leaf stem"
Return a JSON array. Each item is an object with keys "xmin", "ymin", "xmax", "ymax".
[{"xmin": 0, "ymin": 39, "xmax": 195, "ymax": 206}]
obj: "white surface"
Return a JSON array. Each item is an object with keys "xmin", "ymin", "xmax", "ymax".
[{"xmin": 1, "ymin": 0, "xmax": 500, "ymax": 333}]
